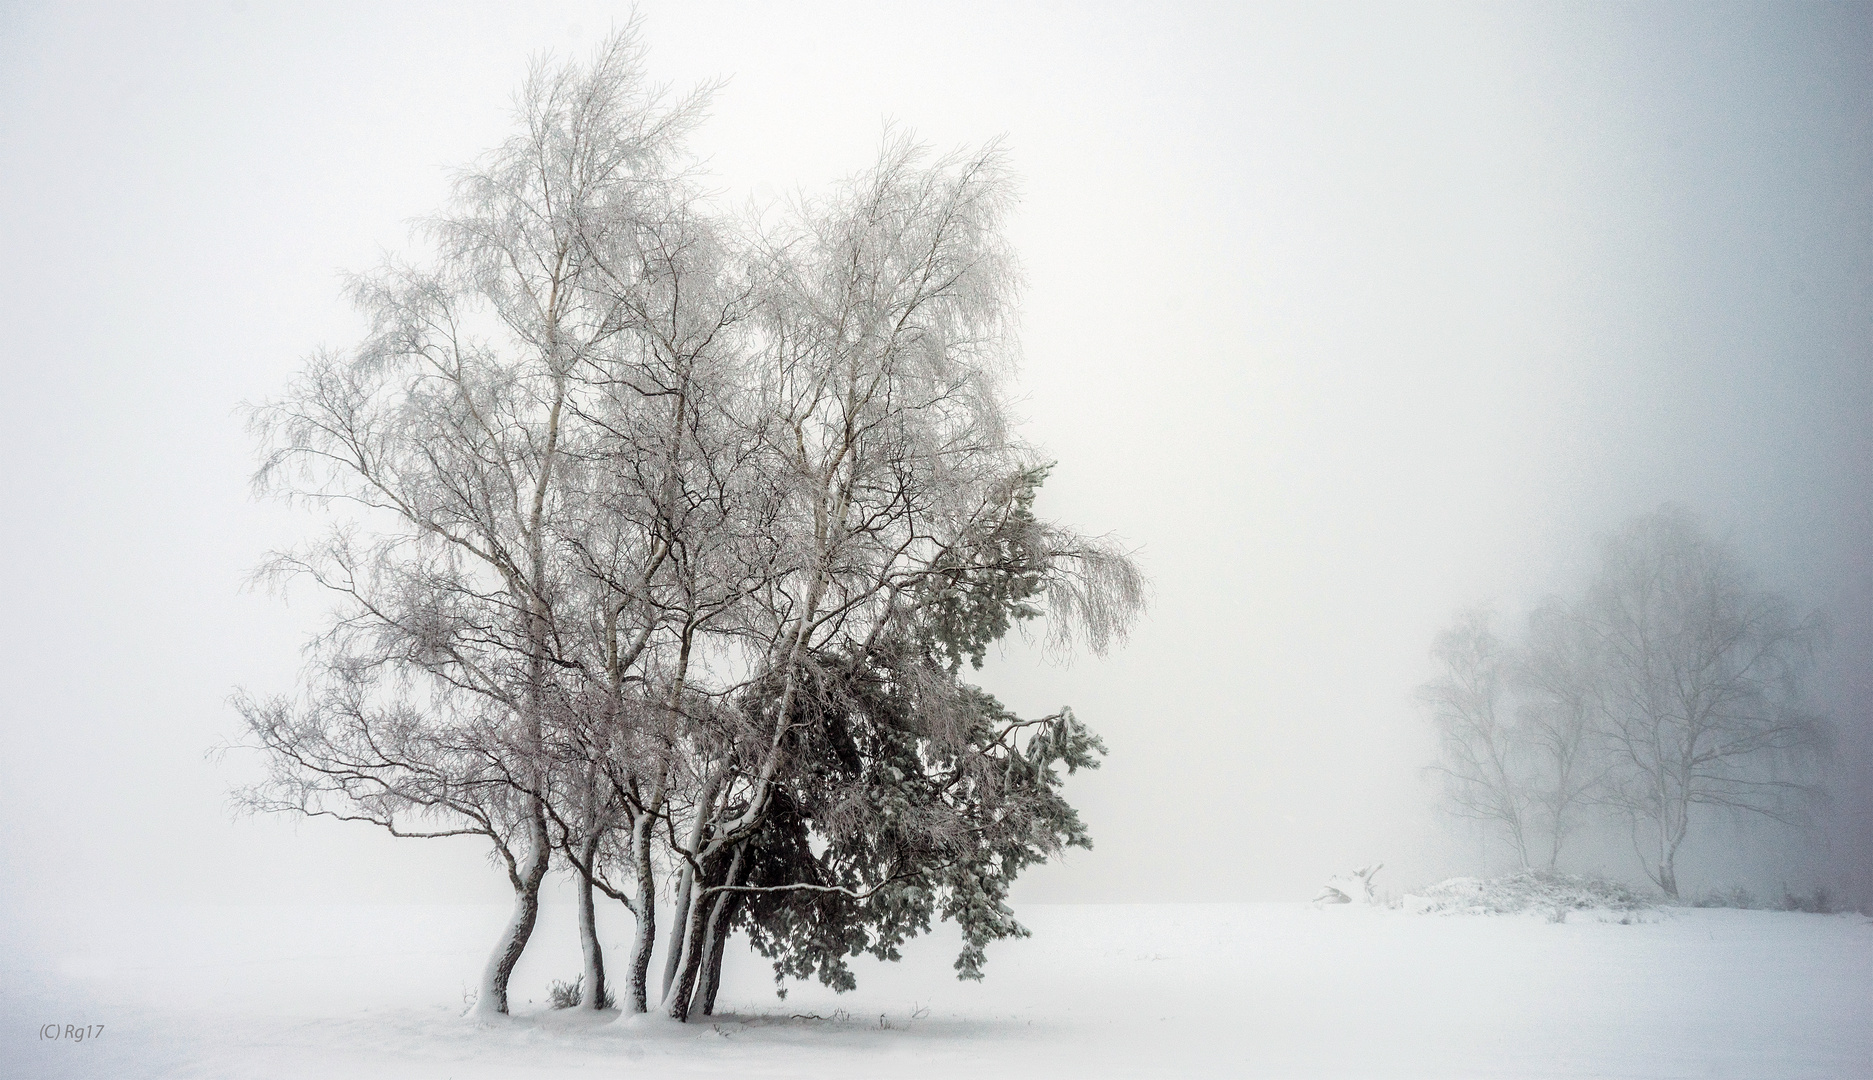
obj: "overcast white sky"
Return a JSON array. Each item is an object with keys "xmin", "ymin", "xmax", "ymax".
[{"xmin": 2, "ymin": 2, "xmax": 1868, "ymax": 918}]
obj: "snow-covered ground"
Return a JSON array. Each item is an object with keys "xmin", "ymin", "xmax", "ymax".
[{"xmin": 5, "ymin": 901, "xmax": 1869, "ymax": 1079}]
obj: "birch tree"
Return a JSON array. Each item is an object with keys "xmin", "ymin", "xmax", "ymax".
[
  {"xmin": 1420, "ymin": 609, "xmax": 1536, "ymax": 866},
  {"xmin": 1511, "ymin": 597, "xmax": 1605, "ymax": 868},
  {"xmin": 1574, "ymin": 507, "xmax": 1829, "ymax": 897},
  {"xmin": 237, "ymin": 31, "xmax": 1144, "ymax": 1024},
  {"xmin": 239, "ymin": 27, "xmax": 710, "ymax": 1015},
  {"xmin": 646, "ymin": 138, "xmax": 1144, "ymax": 1020},
  {"xmin": 1422, "ymin": 508, "xmax": 1831, "ymax": 892}
]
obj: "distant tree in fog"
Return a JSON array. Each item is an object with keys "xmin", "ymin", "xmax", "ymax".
[
  {"xmin": 1422, "ymin": 507, "xmax": 1830, "ymax": 896},
  {"xmin": 1420, "ymin": 609, "xmax": 1537, "ymax": 866},
  {"xmin": 1421, "ymin": 604, "xmax": 1601, "ymax": 868},
  {"xmin": 1567, "ymin": 507, "xmax": 1830, "ymax": 898},
  {"xmin": 1511, "ymin": 597, "xmax": 1604, "ymax": 868}
]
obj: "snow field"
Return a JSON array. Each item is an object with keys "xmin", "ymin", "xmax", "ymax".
[{"xmin": 4, "ymin": 902, "xmax": 1869, "ymax": 1078}]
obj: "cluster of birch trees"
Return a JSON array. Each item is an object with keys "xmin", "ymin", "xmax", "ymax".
[
  {"xmin": 234, "ymin": 30, "xmax": 1142, "ymax": 1021},
  {"xmin": 1420, "ymin": 507, "xmax": 1829, "ymax": 897}
]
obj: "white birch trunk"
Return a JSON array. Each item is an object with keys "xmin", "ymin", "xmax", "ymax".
[
  {"xmin": 660, "ymin": 764, "xmax": 723, "ymax": 1004},
  {"xmin": 575, "ymin": 833, "xmax": 607, "ymax": 1009},
  {"xmin": 689, "ymin": 844, "xmax": 744, "ymax": 1018},
  {"xmin": 662, "ymin": 873, "xmax": 711, "ymax": 1020},
  {"xmin": 475, "ymin": 806, "xmax": 550, "ymax": 1016},
  {"xmin": 624, "ymin": 813, "xmax": 658, "ymax": 1013},
  {"xmin": 659, "ymin": 864, "xmax": 693, "ymax": 1003}
]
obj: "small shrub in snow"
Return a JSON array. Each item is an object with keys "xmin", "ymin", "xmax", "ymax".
[
  {"xmin": 1405, "ymin": 870, "xmax": 1652, "ymax": 916},
  {"xmin": 1780, "ymin": 887, "xmax": 1832, "ymax": 914},
  {"xmin": 1688, "ymin": 885, "xmax": 1838, "ymax": 913},
  {"xmin": 1692, "ymin": 886, "xmax": 1759, "ymax": 909},
  {"xmin": 548, "ymin": 976, "xmax": 614, "ymax": 1010}
]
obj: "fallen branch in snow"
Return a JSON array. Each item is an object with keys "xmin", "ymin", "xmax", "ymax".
[{"xmin": 1314, "ymin": 863, "xmax": 1383, "ymax": 905}]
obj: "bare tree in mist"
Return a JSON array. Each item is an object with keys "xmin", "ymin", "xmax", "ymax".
[
  {"xmin": 1571, "ymin": 507, "xmax": 1830, "ymax": 898},
  {"xmin": 231, "ymin": 26, "xmax": 1143, "ymax": 1023},
  {"xmin": 237, "ymin": 26, "xmax": 712, "ymax": 1015},
  {"xmin": 1420, "ymin": 610, "xmax": 1537, "ymax": 866},
  {"xmin": 1422, "ymin": 507, "xmax": 1830, "ymax": 896},
  {"xmin": 1420, "ymin": 606, "xmax": 1598, "ymax": 868},
  {"xmin": 1512, "ymin": 598, "xmax": 1605, "ymax": 868},
  {"xmin": 644, "ymin": 138, "xmax": 1146, "ymax": 1020}
]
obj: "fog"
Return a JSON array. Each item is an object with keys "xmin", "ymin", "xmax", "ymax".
[{"xmin": 1, "ymin": 1, "xmax": 1867, "ymax": 926}]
